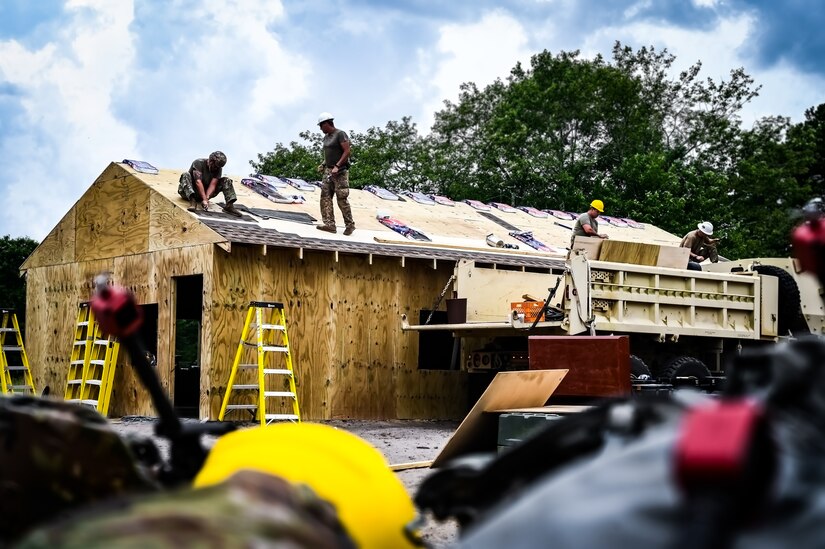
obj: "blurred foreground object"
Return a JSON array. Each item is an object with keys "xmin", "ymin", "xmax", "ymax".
[
  {"xmin": 17, "ymin": 470, "xmax": 355, "ymax": 549},
  {"xmin": 196, "ymin": 422, "xmax": 424, "ymax": 548},
  {"xmin": 419, "ymin": 336, "xmax": 825, "ymax": 549}
]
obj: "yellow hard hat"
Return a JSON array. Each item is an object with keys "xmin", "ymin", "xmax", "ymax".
[
  {"xmin": 590, "ymin": 199, "xmax": 604, "ymax": 212},
  {"xmin": 195, "ymin": 423, "xmax": 421, "ymax": 548}
]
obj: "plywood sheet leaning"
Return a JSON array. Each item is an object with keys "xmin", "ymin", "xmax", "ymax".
[
  {"xmin": 431, "ymin": 369, "xmax": 568, "ymax": 467},
  {"xmin": 598, "ymin": 240, "xmax": 660, "ymax": 266},
  {"xmin": 656, "ymin": 245, "xmax": 690, "ymax": 269},
  {"xmin": 570, "ymin": 236, "xmax": 603, "ymax": 260}
]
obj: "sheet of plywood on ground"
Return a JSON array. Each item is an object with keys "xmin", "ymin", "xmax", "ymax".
[
  {"xmin": 431, "ymin": 369, "xmax": 568, "ymax": 467},
  {"xmin": 598, "ymin": 240, "xmax": 660, "ymax": 266},
  {"xmin": 24, "ymin": 259, "xmax": 113, "ymax": 396},
  {"xmin": 395, "ymin": 261, "xmax": 467, "ymax": 419},
  {"xmin": 656, "ymin": 245, "xmax": 690, "ymax": 269},
  {"xmin": 148, "ymin": 190, "xmax": 224, "ymax": 251},
  {"xmin": 325, "ymin": 254, "xmax": 397, "ymax": 418},
  {"xmin": 21, "ymin": 210, "xmax": 76, "ymax": 270},
  {"xmin": 75, "ymin": 164, "xmax": 150, "ymax": 262},
  {"xmin": 208, "ymin": 245, "xmax": 265, "ymax": 419}
]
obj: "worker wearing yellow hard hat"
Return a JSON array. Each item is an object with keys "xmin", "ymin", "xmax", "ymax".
[
  {"xmin": 195, "ymin": 423, "xmax": 423, "ymax": 548},
  {"xmin": 572, "ymin": 199, "xmax": 609, "ymax": 241}
]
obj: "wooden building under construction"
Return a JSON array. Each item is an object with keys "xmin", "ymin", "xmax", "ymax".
[{"xmin": 20, "ymin": 162, "xmax": 681, "ymax": 420}]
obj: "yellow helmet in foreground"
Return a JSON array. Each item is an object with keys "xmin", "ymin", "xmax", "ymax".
[
  {"xmin": 590, "ymin": 199, "xmax": 604, "ymax": 212},
  {"xmin": 195, "ymin": 423, "xmax": 421, "ymax": 548}
]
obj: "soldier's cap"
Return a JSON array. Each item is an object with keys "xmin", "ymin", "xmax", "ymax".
[{"xmin": 209, "ymin": 151, "xmax": 227, "ymax": 167}]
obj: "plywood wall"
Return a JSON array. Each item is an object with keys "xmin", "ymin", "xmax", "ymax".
[
  {"xmin": 209, "ymin": 247, "xmax": 468, "ymax": 420},
  {"xmin": 25, "ymin": 243, "xmax": 215, "ymax": 417}
]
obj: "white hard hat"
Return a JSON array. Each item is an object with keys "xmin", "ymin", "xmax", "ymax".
[
  {"xmin": 698, "ymin": 221, "xmax": 714, "ymax": 235},
  {"xmin": 317, "ymin": 112, "xmax": 334, "ymax": 125}
]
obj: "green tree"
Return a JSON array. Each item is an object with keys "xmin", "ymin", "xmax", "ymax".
[
  {"xmin": 250, "ymin": 131, "xmax": 322, "ymax": 182},
  {"xmin": 0, "ymin": 235, "xmax": 39, "ymax": 335}
]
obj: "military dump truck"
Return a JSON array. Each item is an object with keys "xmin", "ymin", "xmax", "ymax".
[{"xmin": 402, "ymin": 239, "xmax": 825, "ymax": 383}]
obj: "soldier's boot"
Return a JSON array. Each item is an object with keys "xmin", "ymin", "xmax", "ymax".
[
  {"xmin": 223, "ymin": 202, "xmax": 243, "ymax": 218},
  {"xmin": 189, "ymin": 197, "xmax": 199, "ymax": 210},
  {"xmin": 343, "ymin": 225, "xmax": 356, "ymax": 236},
  {"xmin": 317, "ymin": 224, "xmax": 337, "ymax": 233}
]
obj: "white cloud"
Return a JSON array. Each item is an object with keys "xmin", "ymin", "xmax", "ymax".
[
  {"xmin": 0, "ymin": 1, "xmax": 138, "ymax": 239},
  {"xmin": 0, "ymin": 0, "xmax": 313, "ymax": 240},
  {"xmin": 407, "ymin": 10, "xmax": 533, "ymax": 131}
]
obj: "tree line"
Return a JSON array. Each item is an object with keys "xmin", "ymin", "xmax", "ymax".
[{"xmin": 252, "ymin": 42, "xmax": 825, "ymax": 260}]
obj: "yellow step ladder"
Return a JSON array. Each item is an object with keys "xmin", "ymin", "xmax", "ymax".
[
  {"xmin": 219, "ymin": 301, "xmax": 300, "ymax": 425},
  {"xmin": 0, "ymin": 308, "xmax": 36, "ymax": 395},
  {"xmin": 64, "ymin": 302, "xmax": 120, "ymax": 415}
]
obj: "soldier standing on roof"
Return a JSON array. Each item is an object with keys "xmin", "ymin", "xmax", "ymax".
[
  {"xmin": 681, "ymin": 221, "xmax": 719, "ymax": 271},
  {"xmin": 178, "ymin": 151, "xmax": 242, "ymax": 217},
  {"xmin": 316, "ymin": 113, "xmax": 356, "ymax": 236},
  {"xmin": 572, "ymin": 200, "xmax": 609, "ymax": 242}
]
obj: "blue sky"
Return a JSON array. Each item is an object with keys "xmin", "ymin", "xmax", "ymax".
[{"xmin": 1, "ymin": 0, "xmax": 823, "ymax": 240}]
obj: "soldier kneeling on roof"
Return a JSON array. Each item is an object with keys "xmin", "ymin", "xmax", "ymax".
[{"xmin": 178, "ymin": 151, "xmax": 242, "ymax": 217}]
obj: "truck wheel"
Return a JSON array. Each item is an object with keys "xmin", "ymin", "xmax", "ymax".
[
  {"xmin": 752, "ymin": 265, "xmax": 805, "ymax": 335},
  {"xmin": 630, "ymin": 355, "xmax": 651, "ymax": 379},
  {"xmin": 658, "ymin": 356, "xmax": 711, "ymax": 382}
]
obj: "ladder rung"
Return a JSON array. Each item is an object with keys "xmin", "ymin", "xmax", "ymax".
[
  {"xmin": 262, "ymin": 346, "xmax": 289, "ymax": 353},
  {"xmin": 231, "ymin": 384, "xmax": 259, "ymax": 390},
  {"xmin": 226, "ymin": 404, "xmax": 258, "ymax": 410},
  {"xmin": 265, "ymin": 414, "xmax": 299, "ymax": 421},
  {"xmin": 93, "ymin": 339, "xmax": 109, "ymax": 345},
  {"xmin": 263, "ymin": 369, "xmax": 293, "ymax": 376},
  {"xmin": 77, "ymin": 321, "xmax": 90, "ymax": 327},
  {"xmin": 9, "ymin": 385, "xmax": 33, "ymax": 390},
  {"xmin": 70, "ymin": 360, "xmax": 85, "ymax": 365},
  {"xmin": 80, "ymin": 399, "xmax": 99, "ymax": 406},
  {"xmin": 260, "ymin": 324, "xmax": 286, "ymax": 331},
  {"xmin": 2, "ymin": 346, "xmax": 22, "ymax": 351},
  {"xmin": 264, "ymin": 391, "xmax": 296, "ymax": 398},
  {"xmin": 90, "ymin": 360, "xmax": 106, "ymax": 366},
  {"xmin": 0, "ymin": 328, "xmax": 16, "ymax": 332},
  {"xmin": 85, "ymin": 380, "xmax": 102, "ymax": 386},
  {"xmin": 74, "ymin": 341, "xmax": 87, "ymax": 347},
  {"xmin": 67, "ymin": 379, "xmax": 82, "ymax": 385},
  {"xmin": 5, "ymin": 366, "xmax": 26, "ymax": 371}
]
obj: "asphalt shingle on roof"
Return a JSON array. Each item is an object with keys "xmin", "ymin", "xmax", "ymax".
[{"xmin": 203, "ymin": 220, "xmax": 566, "ymax": 269}]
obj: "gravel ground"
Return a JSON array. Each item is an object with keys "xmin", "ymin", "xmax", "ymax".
[{"xmin": 112, "ymin": 417, "xmax": 461, "ymax": 547}]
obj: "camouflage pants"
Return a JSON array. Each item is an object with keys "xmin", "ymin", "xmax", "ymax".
[
  {"xmin": 320, "ymin": 169, "xmax": 354, "ymax": 229},
  {"xmin": 178, "ymin": 172, "xmax": 237, "ymax": 204}
]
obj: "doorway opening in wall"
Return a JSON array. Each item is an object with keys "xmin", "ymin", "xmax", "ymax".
[
  {"xmin": 417, "ymin": 310, "xmax": 454, "ymax": 370},
  {"xmin": 173, "ymin": 275, "xmax": 203, "ymax": 418}
]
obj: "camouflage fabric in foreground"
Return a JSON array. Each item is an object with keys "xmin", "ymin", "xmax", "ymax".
[
  {"xmin": 0, "ymin": 395, "xmax": 156, "ymax": 543},
  {"xmin": 18, "ymin": 470, "xmax": 356, "ymax": 549}
]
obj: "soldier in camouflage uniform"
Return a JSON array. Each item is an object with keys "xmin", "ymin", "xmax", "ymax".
[
  {"xmin": 177, "ymin": 151, "xmax": 242, "ymax": 217},
  {"xmin": 316, "ymin": 113, "xmax": 356, "ymax": 236},
  {"xmin": 0, "ymin": 395, "xmax": 157, "ymax": 543},
  {"xmin": 17, "ymin": 470, "xmax": 356, "ymax": 548}
]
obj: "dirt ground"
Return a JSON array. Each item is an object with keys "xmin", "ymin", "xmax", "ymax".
[{"xmin": 112, "ymin": 417, "xmax": 461, "ymax": 547}]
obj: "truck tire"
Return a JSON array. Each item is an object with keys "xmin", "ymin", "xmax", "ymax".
[
  {"xmin": 753, "ymin": 265, "xmax": 804, "ymax": 335},
  {"xmin": 658, "ymin": 356, "xmax": 711, "ymax": 382},
  {"xmin": 630, "ymin": 355, "xmax": 651, "ymax": 379}
]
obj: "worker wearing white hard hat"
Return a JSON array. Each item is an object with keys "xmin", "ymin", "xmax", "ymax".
[{"xmin": 681, "ymin": 221, "xmax": 720, "ymax": 270}]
